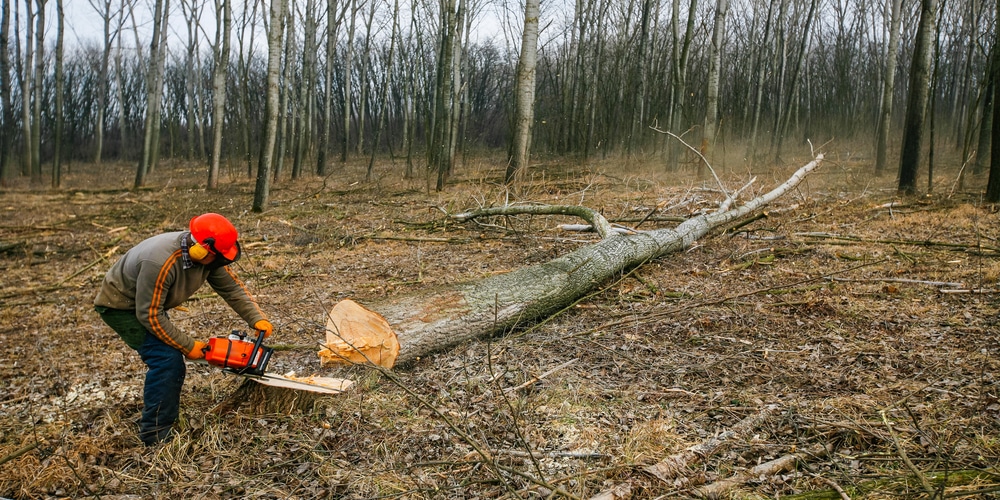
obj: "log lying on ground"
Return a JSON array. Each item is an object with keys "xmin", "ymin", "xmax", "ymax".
[{"xmin": 372, "ymin": 155, "xmax": 823, "ymax": 366}]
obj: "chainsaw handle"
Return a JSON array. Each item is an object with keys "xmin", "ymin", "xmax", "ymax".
[{"xmin": 251, "ymin": 329, "xmax": 267, "ymax": 350}]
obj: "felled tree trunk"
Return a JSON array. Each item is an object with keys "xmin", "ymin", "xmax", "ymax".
[{"xmin": 373, "ymin": 155, "xmax": 823, "ymax": 366}]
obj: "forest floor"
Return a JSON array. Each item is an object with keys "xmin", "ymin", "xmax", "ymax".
[{"xmin": 1, "ymin": 151, "xmax": 999, "ymax": 499}]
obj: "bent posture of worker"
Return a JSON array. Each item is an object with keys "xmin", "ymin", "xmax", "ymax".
[{"xmin": 94, "ymin": 213, "xmax": 273, "ymax": 445}]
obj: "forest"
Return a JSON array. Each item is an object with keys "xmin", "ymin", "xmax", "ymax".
[
  {"xmin": 0, "ymin": 0, "xmax": 998, "ymax": 197},
  {"xmin": 2, "ymin": 0, "xmax": 1000, "ymax": 498}
]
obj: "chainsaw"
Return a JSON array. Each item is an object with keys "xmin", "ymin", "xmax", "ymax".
[
  {"xmin": 200, "ymin": 330, "xmax": 351, "ymax": 395},
  {"xmin": 203, "ymin": 330, "xmax": 273, "ymax": 377}
]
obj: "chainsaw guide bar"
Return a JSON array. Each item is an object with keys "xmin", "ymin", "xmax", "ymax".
[{"xmin": 197, "ymin": 330, "xmax": 354, "ymax": 395}]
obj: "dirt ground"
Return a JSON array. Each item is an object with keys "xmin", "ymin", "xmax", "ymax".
[{"xmin": 1, "ymin": 152, "xmax": 999, "ymax": 499}]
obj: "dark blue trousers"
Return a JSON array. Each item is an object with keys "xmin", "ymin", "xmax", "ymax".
[
  {"xmin": 136, "ymin": 332, "xmax": 186, "ymax": 445},
  {"xmin": 97, "ymin": 306, "xmax": 186, "ymax": 446}
]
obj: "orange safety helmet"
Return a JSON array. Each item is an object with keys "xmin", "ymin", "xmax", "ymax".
[{"xmin": 189, "ymin": 213, "xmax": 241, "ymax": 262}]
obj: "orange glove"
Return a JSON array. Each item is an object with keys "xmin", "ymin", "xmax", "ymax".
[
  {"xmin": 186, "ymin": 340, "xmax": 208, "ymax": 360},
  {"xmin": 254, "ymin": 320, "xmax": 274, "ymax": 338}
]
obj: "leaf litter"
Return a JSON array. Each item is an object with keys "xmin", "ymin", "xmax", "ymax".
[{"xmin": 0, "ymin": 156, "xmax": 998, "ymax": 498}]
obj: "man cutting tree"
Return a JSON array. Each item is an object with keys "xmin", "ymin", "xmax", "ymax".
[{"xmin": 94, "ymin": 213, "xmax": 273, "ymax": 445}]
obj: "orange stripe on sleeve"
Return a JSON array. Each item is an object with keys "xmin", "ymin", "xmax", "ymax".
[{"xmin": 148, "ymin": 250, "xmax": 184, "ymax": 350}]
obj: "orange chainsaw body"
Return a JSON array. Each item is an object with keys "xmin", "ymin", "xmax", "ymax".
[{"xmin": 205, "ymin": 331, "xmax": 272, "ymax": 375}]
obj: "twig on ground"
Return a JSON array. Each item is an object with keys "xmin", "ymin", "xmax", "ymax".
[
  {"xmin": 503, "ymin": 358, "xmax": 578, "ymax": 393},
  {"xmin": 690, "ymin": 444, "xmax": 830, "ymax": 498}
]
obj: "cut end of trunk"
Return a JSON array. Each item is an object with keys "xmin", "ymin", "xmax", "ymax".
[{"xmin": 319, "ymin": 298, "xmax": 400, "ymax": 368}]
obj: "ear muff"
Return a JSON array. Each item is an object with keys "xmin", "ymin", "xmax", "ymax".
[{"xmin": 189, "ymin": 242, "xmax": 210, "ymax": 260}]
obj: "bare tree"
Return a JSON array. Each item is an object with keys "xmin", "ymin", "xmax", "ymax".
[
  {"xmin": 701, "ymin": 0, "xmax": 728, "ymax": 162},
  {"xmin": 875, "ymin": 0, "xmax": 904, "ymax": 175},
  {"xmin": 134, "ymin": 0, "xmax": 169, "ymax": 187},
  {"xmin": 355, "ymin": 0, "xmax": 377, "ymax": 156},
  {"xmin": 52, "ymin": 0, "xmax": 63, "ymax": 187},
  {"xmin": 341, "ymin": 0, "xmax": 357, "ymax": 163},
  {"xmin": 293, "ymin": 0, "xmax": 318, "ymax": 179},
  {"xmin": 0, "ymin": 0, "xmax": 12, "ymax": 186},
  {"xmin": 773, "ymin": 0, "xmax": 818, "ymax": 162},
  {"xmin": 30, "ymin": 0, "xmax": 45, "ymax": 184},
  {"xmin": 366, "ymin": 0, "xmax": 400, "ymax": 182},
  {"xmin": 898, "ymin": 0, "xmax": 938, "ymax": 195},
  {"xmin": 252, "ymin": 0, "xmax": 285, "ymax": 212},
  {"xmin": 666, "ymin": 0, "xmax": 697, "ymax": 168},
  {"xmin": 207, "ymin": 0, "xmax": 231, "ymax": 189},
  {"xmin": 429, "ymin": 0, "xmax": 459, "ymax": 190},
  {"xmin": 274, "ymin": 0, "xmax": 294, "ymax": 180},
  {"xmin": 988, "ymin": 11, "xmax": 1000, "ymax": 203},
  {"xmin": 87, "ymin": 0, "xmax": 122, "ymax": 165},
  {"xmin": 504, "ymin": 0, "xmax": 539, "ymax": 184},
  {"xmin": 179, "ymin": 0, "xmax": 205, "ymax": 161},
  {"xmin": 317, "ymin": 0, "xmax": 346, "ymax": 176}
]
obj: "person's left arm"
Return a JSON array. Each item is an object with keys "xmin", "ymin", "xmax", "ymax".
[{"xmin": 207, "ymin": 265, "xmax": 268, "ymax": 331}]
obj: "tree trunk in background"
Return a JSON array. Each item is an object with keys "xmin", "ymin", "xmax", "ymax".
[
  {"xmin": 429, "ymin": 0, "xmax": 457, "ymax": 191},
  {"xmin": 987, "ymin": 15, "xmax": 1000, "ymax": 203},
  {"xmin": 356, "ymin": 0, "xmax": 376, "ymax": 156},
  {"xmin": 446, "ymin": 0, "xmax": 466, "ymax": 173},
  {"xmin": 52, "ymin": 0, "xmax": 63, "ymax": 188},
  {"xmin": 274, "ymin": 2, "xmax": 294, "ymax": 180},
  {"xmin": 0, "ymin": 0, "xmax": 12, "ymax": 186},
  {"xmin": 181, "ymin": 0, "xmax": 201, "ymax": 161},
  {"xmin": 875, "ymin": 0, "xmax": 904, "ymax": 176},
  {"xmin": 252, "ymin": 0, "xmax": 285, "ymax": 212},
  {"xmin": 92, "ymin": 0, "xmax": 116, "ymax": 166},
  {"xmin": 294, "ymin": 0, "xmax": 318, "ymax": 180},
  {"xmin": 767, "ymin": 0, "xmax": 790, "ymax": 162},
  {"xmin": 505, "ymin": 0, "xmax": 539, "ymax": 184},
  {"xmin": 236, "ymin": 0, "xmax": 259, "ymax": 178},
  {"xmin": 317, "ymin": 0, "xmax": 344, "ymax": 177},
  {"xmin": 974, "ymin": 64, "xmax": 993, "ymax": 177},
  {"xmin": 746, "ymin": 1, "xmax": 775, "ymax": 163},
  {"xmin": 366, "ymin": 0, "xmax": 399, "ymax": 182},
  {"xmin": 208, "ymin": 0, "xmax": 231, "ymax": 190},
  {"xmin": 148, "ymin": 0, "xmax": 170, "ymax": 171},
  {"xmin": 30, "ymin": 0, "xmax": 44, "ymax": 184},
  {"xmin": 666, "ymin": 0, "xmax": 697, "ymax": 169},
  {"xmin": 134, "ymin": 0, "xmax": 167, "ymax": 187},
  {"xmin": 701, "ymin": 0, "xmax": 728, "ymax": 163},
  {"xmin": 774, "ymin": 0, "xmax": 817, "ymax": 163},
  {"xmin": 341, "ymin": 0, "xmax": 357, "ymax": 163},
  {"xmin": 17, "ymin": 0, "xmax": 32, "ymax": 178},
  {"xmin": 897, "ymin": 0, "xmax": 937, "ymax": 195},
  {"xmin": 627, "ymin": 0, "xmax": 651, "ymax": 156}
]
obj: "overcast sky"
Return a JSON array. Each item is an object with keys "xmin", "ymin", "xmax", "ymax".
[{"xmin": 35, "ymin": 0, "xmax": 521, "ymax": 57}]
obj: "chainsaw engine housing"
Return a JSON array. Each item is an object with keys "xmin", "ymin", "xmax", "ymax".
[{"xmin": 205, "ymin": 331, "xmax": 273, "ymax": 376}]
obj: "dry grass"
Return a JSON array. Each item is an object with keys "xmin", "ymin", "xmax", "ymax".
[{"xmin": 1, "ymin": 150, "xmax": 999, "ymax": 499}]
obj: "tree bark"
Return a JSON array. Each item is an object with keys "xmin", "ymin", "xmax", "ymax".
[
  {"xmin": 701, "ymin": 0, "xmax": 728, "ymax": 161},
  {"xmin": 51, "ymin": 0, "xmax": 63, "ymax": 188},
  {"xmin": 429, "ymin": 0, "xmax": 457, "ymax": 191},
  {"xmin": 988, "ymin": 15, "xmax": 1000, "ymax": 203},
  {"xmin": 369, "ymin": 154, "xmax": 822, "ymax": 366},
  {"xmin": 252, "ymin": 0, "xmax": 285, "ymax": 212},
  {"xmin": 134, "ymin": 0, "xmax": 168, "ymax": 187},
  {"xmin": 505, "ymin": 0, "xmax": 540, "ymax": 184},
  {"xmin": 341, "ymin": 0, "xmax": 357, "ymax": 163},
  {"xmin": 207, "ymin": 0, "xmax": 231, "ymax": 190},
  {"xmin": 897, "ymin": 0, "xmax": 938, "ymax": 195},
  {"xmin": 366, "ymin": 0, "xmax": 400, "ymax": 182},
  {"xmin": 0, "ymin": 0, "xmax": 12, "ymax": 186},
  {"xmin": 875, "ymin": 0, "xmax": 904, "ymax": 176},
  {"xmin": 30, "ymin": 0, "xmax": 44, "ymax": 184}
]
